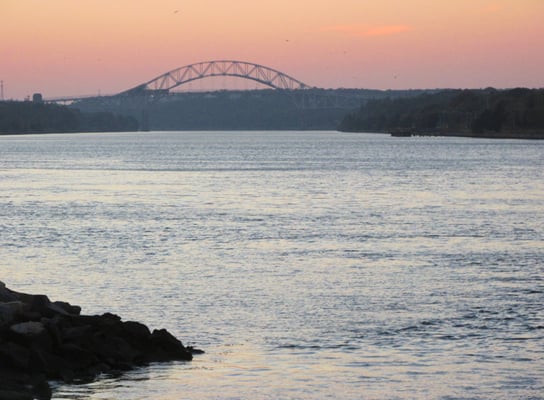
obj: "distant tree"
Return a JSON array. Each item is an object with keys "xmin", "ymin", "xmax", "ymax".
[
  {"xmin": 338, "ymin": 88, "xmax": 544, "ymax": 138},
  {"xmin": 0, "ymin": 101, "xmax": 138, "ymax": 134}
]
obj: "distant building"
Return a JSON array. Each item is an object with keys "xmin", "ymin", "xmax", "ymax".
[{"xmin": 32, "ymin": 93, "xmax": 43, "ymax": 103}]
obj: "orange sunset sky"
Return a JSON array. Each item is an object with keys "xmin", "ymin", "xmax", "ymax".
[{"xmin": 1, "ymin": 0, "xmax": 543, "ymax": 99}]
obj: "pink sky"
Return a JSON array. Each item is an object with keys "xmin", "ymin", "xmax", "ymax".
[{"xmin": 1, "ymin": 0, "xmax": 543, "ymax": 99}]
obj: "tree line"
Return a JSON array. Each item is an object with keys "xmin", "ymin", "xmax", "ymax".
[
  {"xmin": 2, "ymin": 89, "xmax": 543, "ymax": 138},
  {"xmin": 0, "ymin": 101, "xmax": 138, "ymax": 134},
  {"xmin": 338, "ymin": 88, "xmax": 544, "ymax": 139}
]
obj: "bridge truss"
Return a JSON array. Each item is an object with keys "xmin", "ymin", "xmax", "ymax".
[{"xmin": 121, "ymin": 60, "xmax": 312, "ymax": 96}]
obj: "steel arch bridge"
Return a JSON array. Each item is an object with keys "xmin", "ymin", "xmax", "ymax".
[{"xmin": 120, "ymin": 60, "xmax": 312, "ymax": 96}]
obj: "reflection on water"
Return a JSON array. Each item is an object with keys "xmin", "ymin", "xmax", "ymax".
[{"xmin": 1, "ymin": 132, "xmax": 543, "ymax": 399}]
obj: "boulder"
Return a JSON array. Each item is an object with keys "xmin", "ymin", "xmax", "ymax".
[
  {"xmin": 0, "ymin": 341, "xmax": 30, "ymax": 370},
  {"xmin": 9, "ymin": 321, "xmax": 53, "ymax": 353},
  {"xmin": 0, "ymin": 301, "xmax": 25, "ymax": 326},
  {"xmin": 50, "ymin": 301, "xmax": 81, "ymax": 316},
  {"xmin": 10, "ymin": 321, "xmax": 46, "ymax": 336},
  {"xmin": 0, "ymin": 368, "xmax": 51, "ymax": 400},
  {"xmin": 29, "ymin": 348, "xmax": 70, "ymax": 379},
  {"xmin": 0, "ymin": 281, "xmax": 19, "ymax": 302},
  {"xmin": 151, "ymin": 328, "xmax": 193, "ymax": 361},
  {"xmin": 59, "ymin": 343, "xmax": 100, "ymax": 371}
]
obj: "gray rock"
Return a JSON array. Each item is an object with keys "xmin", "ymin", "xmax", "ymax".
[{"xmin": 10, "ymin": 321, "xmax": 46, "ymax": 336}]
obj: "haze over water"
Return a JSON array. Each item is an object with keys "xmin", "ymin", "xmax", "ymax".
[{"xmin": 1, "ymin": 131, "xmax": 543, "ymax": 399}]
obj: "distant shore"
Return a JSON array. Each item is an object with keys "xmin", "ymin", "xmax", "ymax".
[
  {"xmin": 3, "ymin": 88, "xmax": 544, "ymax": 136},
  {"xmin": 2, "ymin": 129, "xmax": 544, "ymax": 140},
  {"xmin": 388, "ymin": 129, "xmax": 544, "ymax": 140},
  {"xmin": 339, "ymin": 88, "xmax": 544, "ymax": 139},
  {"xmin": 0, "ymin": 101, "xmax": 138, "ymax": 135},
  {"xmin": 414, "ymin": 131, "xmax": 544, "ymax": 140}
]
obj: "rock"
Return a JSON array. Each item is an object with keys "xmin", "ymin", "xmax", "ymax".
[
  {"xmin": 10, "ymin": 321, "xmax": 46, "ymax": 336},
  {"xmin": 74, "ymin": 312, "xmax": 122, "ymax": 328},
  {"xmin": 0, "ymin": 369, "xmax": 52, "ymax": 400},
  {"xmin": 59, "ymin": 324, "xmax": 92, "ymax": 341},
  {"xmin": 151, "ymin": 328, "xmax": 193, "ymax": 361},
  {"xmin": 9, "ymin": 321, "xmax": 53, "ymax": 353},
  {"xmin": 50, "ymin": 301, "xmax": 81, "ymax": 316},
  {"xmin": 93, "ymin": 334, "xmax": 141, "ymax": 365},
  {"xmin": 41, "ymin": 317, "xmax": 63, "ymax": 347},
  {"xmin": 59, "ymin": 343, "xmax": 99, "ymax": 371},
  {"xmin": 29, "ymin": 295, "xmax": 51, "ymax": 312},
  {"xmin": 0, "ymin": 341, "xmax": 30, "ymax": 370},
  {"xmin": 0, "ymin": 282, "xmax": 200, "ymax": 399},
  {"xmin": 29, "ymin": 349, "xmax": 71, "ymax": 380},
  {"xmin": 0, "ymin": 389, "xmax": 34, "ymax": 400},
  {"xmin": 0, "ymin": 281, "xmax": 19, "ymax": 303},
  {"xmin": 187, "ymin": 345, "xmax": 205, "ymax": 355},
  {"xmin": 122, "ymin": 320, "xmax": 152, "ymax": 342},
  {"xmin": 31, "ymin": 377, "xmax": 52, "ymax": 400},
  {"xmin": 0, "ymin": 301, "xmax": 24, "ymax": 326}
]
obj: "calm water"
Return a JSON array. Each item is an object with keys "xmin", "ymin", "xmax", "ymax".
[{"xmin": 1, "ymin": 131, "xmax": 543, "ymax": 399}]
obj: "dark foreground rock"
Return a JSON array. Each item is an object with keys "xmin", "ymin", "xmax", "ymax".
[{"xmin": 0, "ymin": 281, "xmax": 200, "ymax": 400}]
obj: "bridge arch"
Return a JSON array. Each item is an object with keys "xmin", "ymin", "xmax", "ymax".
[{"xmin": 121, "ymin": 60, "xmax": 312, "ymax": 96}]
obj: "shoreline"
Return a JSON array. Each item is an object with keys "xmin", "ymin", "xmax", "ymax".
[
  {"xmin": 3, "ymin": 129, "xmax": 544, "ymax": 140},
  {"xmin": 343, "ymin": 129, "xmax": 544, "ymax": 140},
  {"xmin": 411, "ymin": 130, "xmax": 544, "ymax": 140}
]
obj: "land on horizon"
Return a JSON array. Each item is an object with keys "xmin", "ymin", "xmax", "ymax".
[{"xmin": 1, "ymin": 87, "xmax": 543, "ymax": 139}]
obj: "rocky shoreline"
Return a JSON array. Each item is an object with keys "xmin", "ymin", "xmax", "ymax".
[{"xmin": 0, "ymin": 281, "xmax": 201, "ymax": 400}]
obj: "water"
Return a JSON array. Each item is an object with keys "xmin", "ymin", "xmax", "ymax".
[{"xmin": 1, "ymin": 131, "xmax": 543, "ymax": 399}]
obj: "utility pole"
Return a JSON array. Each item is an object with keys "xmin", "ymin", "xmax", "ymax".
[{"xmin": 0, "ymin": 81, "xmax": 4, "ymax": 101}]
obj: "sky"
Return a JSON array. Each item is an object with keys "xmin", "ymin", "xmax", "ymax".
[{"xmin": 1, "ymin": 0, "xmax": 543, "ymax": 99}]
